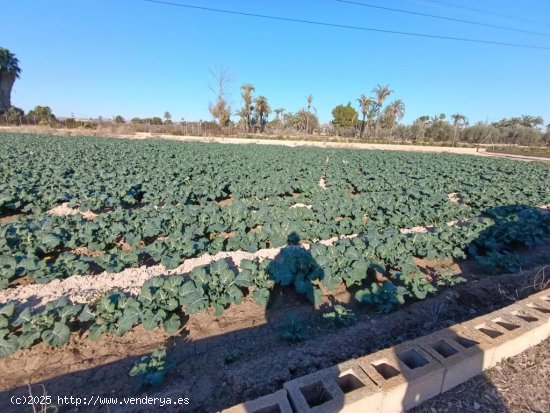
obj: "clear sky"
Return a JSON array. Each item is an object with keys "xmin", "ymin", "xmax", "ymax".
[{"xmin": 3, "ymin": 0, "xmax": 550, "ymax": 124}]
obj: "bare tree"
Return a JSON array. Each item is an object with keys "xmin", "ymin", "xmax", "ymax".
[{"xmin": 208, "ymin": 65, "xmax": 232, "ymax": 126}]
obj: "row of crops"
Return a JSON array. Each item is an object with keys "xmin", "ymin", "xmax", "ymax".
[
  {"xmin": 1, "ymin": 133, "xmax": 550, "ymax": 356},
  {"xmin": 1, "ymin": 206, "xmax": 549, "ymax": 357},
  {"xmin": 1, "ymin": 134, "xmax": 549, "ymax": 288}
]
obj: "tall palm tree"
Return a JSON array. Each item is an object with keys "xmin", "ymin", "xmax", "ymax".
[
  {"xmin": 520, "ymin": 114, "xmax": 544, "ymax": 128},
  {"xmin": 357, "ymin": 94, "xmax": 374, "ymax": 139},
  {"xmin": 254, "ymin": 96, "xmax": 271, "ymax": 133},
  {"xmin": 274, "ymin": 108, "xmax": 284, "ymax": 122},
  {"xmin": 305, "ymin": 94, "xmax": 313, "ymax": 134},
  {"xmin": 387, "ymin": 99, "xmax": 405, "ymax": 138},
  {"xmin": 240, "ymin": 83, "xmax": 255, "ymax": 132},
  {"xmin": 0, "ymin": 48, "xmax": 21, "ymax": 114},
  {"xmin": 451, "ymin": 113, "xmax": 468, "ymax": 146},
  {"xmin": 371, "ymin": 84, "xmax": 393, "ymax": 138}
]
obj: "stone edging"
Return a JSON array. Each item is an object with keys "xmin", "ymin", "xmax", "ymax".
[{"xmin": 222, "ymin": 289, "xmax": 550, "ymax": 413}]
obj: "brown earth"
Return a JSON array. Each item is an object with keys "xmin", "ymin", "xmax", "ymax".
[{"xmin": 0, "ymin": 213, "xmax": 25, "ymax": 224}]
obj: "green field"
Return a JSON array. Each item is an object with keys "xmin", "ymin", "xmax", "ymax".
[{"xmin": 1, "ymin": 132, "xmax": 550, "ymax": 356}]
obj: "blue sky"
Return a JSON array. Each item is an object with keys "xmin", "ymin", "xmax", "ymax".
[{"xmin": 4, "ymin": 0, "xmax": 550, "ymax": 124}]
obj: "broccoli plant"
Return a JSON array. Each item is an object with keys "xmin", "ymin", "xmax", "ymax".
[
  {"xmin": 268, "ymin": 247, "xmax": 323, "ymax": 305},
  {"xmin": 436, "ymin": 269, "xmax": 466, "ymax": 287},
  {"xmin": 83, "ymin": 292, "xmax": 142, "ymax": 341},
  {"xmin": 13, "ymin": 297, "xmax": 81, "ymax": 349},
  {"xmin": 355, "ymin": 282, "xmax": 407, "ymax": 313},
  {"xmin": 129, "ymin": 348, "xmax": 173, "ymax": 388},
  {"xmin": 392, "ymin": 258, "xmax": 436, "ymax": 300},
  {"xmin": 322, "ymin": 304, "xmax": 357, "ymax": 327},
  {"xmin": 223, "ymin": 350, "xmax": 240, "ymax": 364},
  {"xmin": 0, "ymin": 302, "xmax": 18, "ymax": 357},
  {"xmin": 138, "ymin": 276, "xmax": 185, "ymax": 334},
  {"xmin": 181, "ymin": 259, "xmax": 247, "ymax": 316},
  {"xmin": 236, "ymin": 258, "xmax": 275, "ymax": 306},
  {"xmin": 310, "ymin": 240, "xmax": 370, "ymax": 291},
  {"xmin": 277, "ymin": 314, "xmax": 309, "ymax": 343},
  {"xmin": 475, "ymin": 251, "xmax": 524, "ymax": 274}
]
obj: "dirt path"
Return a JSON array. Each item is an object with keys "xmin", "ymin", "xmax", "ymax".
[{"xmin": 0, "ymin": 125, "xmax": 485, "ymax": 155}]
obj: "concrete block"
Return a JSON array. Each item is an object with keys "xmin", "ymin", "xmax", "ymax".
[
  {"xmin": 284, "ymin": 366, "xmax": 344, "ymax": 413},
  {"xmin": 222, "ymin": 389, "xmax": 293, "ymax": 413},
  {"xmin": 497, "ymin": 303, "xmax": 550, "ymax": 346},
  {"xmin": 522, "ymin": 291, "xmax": 550, "ymax": 318},
  {"xmin": 334, "ymin": 360, "xmax": 383, "ymax": 413},
  {"xmin": 446, "ymin": 323, "xmax": 497, "ymax": 370},
  {"xmin": 356, "ymin": 342, "xmax": 444, "ymax": 412},
  {"xmin": 527, "ymin": 288, "xmax": 550, "ymax": 304},
  {"xmin": 458, "ymin": 316, "xmax": 529, "ymax": 366},
  {"xmin": 284, "ymin": 360, "xmax": 382, "ymax": 413},
  {"xmin": 415, "ymin": 329, "xmax": 485, "ymax": 392}
]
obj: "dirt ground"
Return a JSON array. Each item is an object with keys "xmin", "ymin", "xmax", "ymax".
[
  {"xmin": 0, "ymin": 125, "xmax": 484, "ymax": 154},
  {"xmin": 4, "ymin": 125, "xmax": 550, "ymax": 164},
  {"xmin": 411, "ymin": 338, "xmax": 550, "ymax": 413},
  {"xmin": 0, "ymin": 241, "xmax": 548, "ymax": 413}
]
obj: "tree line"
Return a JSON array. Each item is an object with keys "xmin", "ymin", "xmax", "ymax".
[{"xmin": 1, "ymin": 47, "xmax": 549, "ymax": 146}]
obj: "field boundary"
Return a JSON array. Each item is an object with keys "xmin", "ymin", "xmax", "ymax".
[
  {"xmin": 223, "ymin": 289, "xmax": 550, "ymax": 413},
  {"xmin": 0, "ymin": 126, "xmax": 486, "ymax": 155}
]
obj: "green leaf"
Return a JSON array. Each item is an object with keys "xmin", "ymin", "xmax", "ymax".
[
  {"xmin": 142, "ymin": 309, "xmax": 166, "ymax": 330},
  {"xmin": 252, "ymin": 288, "xmax": 271, "ymax": 306},
  {"xmin": 78, "ymin": 305, "xmax": 96, "ymax": 322},
  {"xmin": 162, "ymin": 313, "xmax": 181, "ymax": 334},
  {"xmin": 12, "ymin": 307, "xmax": 32, "ymax": 327},
  {"xmin": 0, "ymin": 303, "xmax": 15, "ymax": 318},
  {"xmin": 42, "ymin": 322, "xmax": 71, "ymax": 347},
  {"xmin": 17, "ymin": 331, "xmax": 41, "ymax": 349},
  {"xmin": 0, "ymin": 335, "xmax": 19, "ymax": 357},
  {"xmin": 88, "ymin": 323, "xmax": 107, "ymax": 341}
]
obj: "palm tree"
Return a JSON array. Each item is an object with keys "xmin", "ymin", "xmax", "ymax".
[
  {"xmin": 520, "ymin": 114, "xmax": 544, "ymax": 128},
  {"xmin": 164, "ymin": 111, "xmax": 172, "ymax": 122},
  {"xmin": 386, "ymin": 99, "xmax": 405, "ymax": 138},
  {"xmin": 240, "ymin": 83, "xmax": 255, "ymax": 132},
  {"xmin": 371, "ymin": 84, "xmax": 393, "ymax": 138},
  {"xmin": 0, "ymin": 48, "xmax": 21, "ymax": 114},
  {"xmin": 451, "ymin": 113, "xmax": 468, "ymax": 146},
  {"xmin": 357, "ymin": 94, "xmax": 374, "ymax": 139},
  {"xmin": 305, "ymin": 94, "xmax": 313, "ymax": 134},
  {"xmin": 274, "ymin": 108, "xmax": 284, "ymax": 122},
  {"xmin": 254, "ymin": 96, "xmax": 271, "ymax": 133}
]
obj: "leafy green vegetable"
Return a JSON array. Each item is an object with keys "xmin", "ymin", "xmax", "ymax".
[
  {"xmin": 129, "ymin": 348, "xmax": 173, "ymax": 388},
  {"xmin": 277, "ymin": 315, "xmax": 309, "ymax": 343},
  {"xmin": 322, "ymin": 304, "xmax": 357, "ymax": 327}
]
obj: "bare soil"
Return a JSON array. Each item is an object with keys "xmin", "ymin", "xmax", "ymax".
[
  {"xmin": 0, "ymin": 212, "xmax": 25, "ymax": 224},
  {"xmin": 486, "ymin": 147, "xmax": 550, "ymax": 159},
  {"xmin": 0, "ymin": 125, "xmax": 486, "ymax": 155},
  {"xmin": 0, "ymin": 241, "xmax": 548, "ymax": 413},
  {"xmin": 48, "ymin": 203, "xmax": 97, "ymax": 220}
]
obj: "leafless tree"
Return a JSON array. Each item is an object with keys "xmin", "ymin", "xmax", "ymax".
[{"xmin": 208, "ymin": 65, "xmax": 232, "ymax": 126}]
